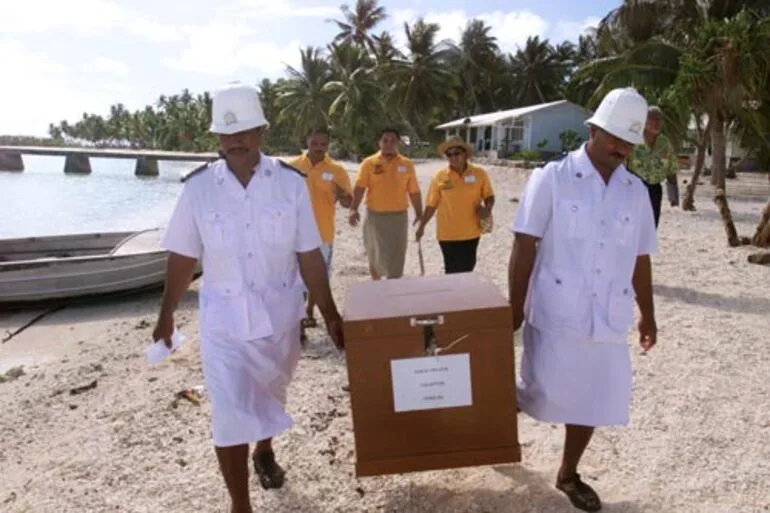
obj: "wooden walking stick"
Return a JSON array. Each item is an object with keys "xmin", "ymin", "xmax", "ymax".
[{"xmin": 417, "ymin": 240, "xmax": 425, "ymax": 276}]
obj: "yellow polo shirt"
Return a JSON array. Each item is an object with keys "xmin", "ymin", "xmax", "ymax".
[
  {"xmin": 355, "ymin": 152, "xmax": 420, "ymax": 212},
  {"xmin": 289, "ymin": 153, "xmax": 352, "ymax": 244},
  {"xmin": 425, "ymin": 164, "xmax": 494, "ymax": 241}
]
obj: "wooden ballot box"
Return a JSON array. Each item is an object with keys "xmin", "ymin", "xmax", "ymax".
[{"xmin": 343, "ymin": 272, "xmax": 520, "ymax": 477}]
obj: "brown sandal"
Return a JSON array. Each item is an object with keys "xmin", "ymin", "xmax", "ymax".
[
  {"xmin": 252, "ymin": 450, "xmax": 285, "ymax": 490},
  {"xmin": 300, "ymin": 317, "xmax": 317, "ymax": 329},
  {"xmin": 300, "ymin": 329, "xmax": 308, "ymax": 348},
  {"xmin": 556, "ymin": 472, "xmax": 602, "ymax": 512}
]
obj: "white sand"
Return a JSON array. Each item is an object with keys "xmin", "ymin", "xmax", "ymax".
[{"xmin": 1, "ymin": 161, "xmax": 769, "ymax": 513}]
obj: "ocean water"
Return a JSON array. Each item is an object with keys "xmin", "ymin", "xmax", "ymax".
[{"xmin": 0, "ymin": 156, "xmax": 203, "ymax": 239}]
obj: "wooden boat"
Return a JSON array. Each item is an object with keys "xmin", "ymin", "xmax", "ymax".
[{"xmin": 0, "ymin": 228, "xmax": 173, "ymax": 306}]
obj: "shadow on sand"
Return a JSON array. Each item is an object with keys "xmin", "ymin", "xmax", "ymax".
[
  {"xmin": 654, "ymin": 283, "xmax": 770, "ymax": 316},
  {"xmin": 378, "ymin": 465, "xmax": 645, "ymax": 513}
]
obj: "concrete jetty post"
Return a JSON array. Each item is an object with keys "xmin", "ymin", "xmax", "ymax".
[
  {"xmin": 0, "ymin": 150, "xmax": 24, "ymax": 171},
  {"xmin": 64, "ymin": 154, "xmax": 92, "ymax": 174},
  {"xmin": 134, "ymin": 156, "xmax": 159, "ymax": 176}
]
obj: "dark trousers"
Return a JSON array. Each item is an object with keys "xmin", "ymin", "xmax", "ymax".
[
  {"xmin": 438, "ymin": 238, "xmax": 480, "ymax": 274},
  {"xmin": 666, "ymin": 177, "xmax": 679, "ymax": 206},
  {"xmin": 642, "ymin": 181, "xmax": 663, "ymax": 229}
]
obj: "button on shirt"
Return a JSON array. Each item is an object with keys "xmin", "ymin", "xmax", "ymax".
[
  {"xmin": 161, "ymin": 155, "xmax": 322, "ymax": 341},
  {"xmin": 511, "ymin": 145, "xmax": 657, "ymax": 342}
]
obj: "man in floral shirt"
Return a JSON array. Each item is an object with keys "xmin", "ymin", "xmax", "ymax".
[{"xmin": 627, "ymin": 106, "xmax": 679, "ymax": 228}]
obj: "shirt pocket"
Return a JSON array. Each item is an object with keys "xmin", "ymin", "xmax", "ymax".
[
  {"xmin": 613, "ymin": 209, "xmax": 635, "ymax": 247},
  {"xmin": 530, "ymin": 267, "xmax": 589, "ymax": 331},
  {"xmin": 258, "ymin": 203, "xmax": 296, "ymax": 250},
  {"xmin": 607, "ymin": 284, "xmax": 636, "ymax": 332},
  {"xmin": 201, "ymin": 280, "xmax": 250, "ymax": 338},
  {"xmin": 201, "ymin": 211, "xmax": 236, "ymax": 251},
  {"xmin": 558, "ymin": 199, "xmax": 590, "ymax": 240}
]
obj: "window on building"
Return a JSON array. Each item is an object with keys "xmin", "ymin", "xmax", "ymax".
[
  {"xmin": 511, "ymin": 119, "xmax": 525, "ymax": 141},
  {"xmin": 503, "ymin": 119, "xmax": 525, "ymax": 143}
]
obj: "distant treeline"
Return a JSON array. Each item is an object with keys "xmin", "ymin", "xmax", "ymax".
[
  {"xmin": 0, "ymin": 135, "xmax": 79, "ymax": 147},
  {"xmin": 5, "ymin": 1, "xmax": 769, "ymax": 171}
]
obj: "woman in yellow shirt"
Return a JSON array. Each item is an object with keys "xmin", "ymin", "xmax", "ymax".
[{"xmin": 416, "ymin": 136, "xmax": 495, "ymax": 274}]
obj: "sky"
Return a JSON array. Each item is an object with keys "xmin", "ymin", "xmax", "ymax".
[{"xmin": 1, "ymin": 0, "xmax": 620, "ymax": 137}]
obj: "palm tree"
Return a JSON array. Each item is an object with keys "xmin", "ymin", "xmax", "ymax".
[
  {"xmin": 370, "ymin": 31, "xmax": 402, "ymax": 65},
  {"xmin": 449, "ymin": 19, "xmax": 501, "ymax": 115},
  {"xmin": 563, "ymin": 31, "xmax": 603, "ymax": 105},
  {"xmin": 507, "ymin": 36, "xmax": 564, "ymax": 105},
  {"xmin": 328, "ymin": 0, "xmax": 387, "ymax": 52},
  {"xmin": 574, "ymin": 1, "xmax": 770, "ymax": 246},
  {"xmin": 675, "ymin": 11, "xmax": 770, "ymax": 245},
  {"xmin": 277, "ymin": 46, "xmax": 334, "ymax": 140},
  {"xmin": 323, "ymin": 42, "xmax": 385, "ymax": 158},
  {"xmin": 672, "ymin": 11, "xmax": 769, "ymax": 186},
  {"xmin": 389, "ymin": 18, "xmax": 458, "ymax": 141}
]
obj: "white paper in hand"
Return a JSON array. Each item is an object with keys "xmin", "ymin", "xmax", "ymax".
[{"xmin": 145, "ymin": 328, "xmax": 186, "ymax": 364}]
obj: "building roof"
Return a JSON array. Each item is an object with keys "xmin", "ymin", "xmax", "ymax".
[{"xmin": 435, "ymin": 100, "xmax": 592, "ymax": 130}]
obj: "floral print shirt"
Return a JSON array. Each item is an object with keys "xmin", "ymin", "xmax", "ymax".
[{"xmin": 627, "ymin": 133, "xmax": 679, "ymax": 185}]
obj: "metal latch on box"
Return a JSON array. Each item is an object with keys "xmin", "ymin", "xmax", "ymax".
[
  {"xmin": 410, "ymin": 315, "xmax": 444, "ymax": 356},
  {"xmin": 409, "ymin": 315, "xmax": 469, "ymax": 356}
]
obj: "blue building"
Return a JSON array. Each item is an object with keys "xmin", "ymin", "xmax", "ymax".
[{"xmin": 435, "ymin": 100, "xmax": 592, "ymax": 158}]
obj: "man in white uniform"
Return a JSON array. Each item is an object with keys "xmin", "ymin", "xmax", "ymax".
[
  {"xmin": 508, "ymin": 87, "xmax": 658, "ymax": 512},
  {"xmin": 152, "ymin": 81, "xmax": 344, "ymax": 513}
]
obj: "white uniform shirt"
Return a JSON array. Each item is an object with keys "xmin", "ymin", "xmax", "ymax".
[
  {"xmin": 161, "ymin": 155, "xmax": 322, "ymax": 341},
  {"xmin": 511, "ymin": 144, "xmax": 657, "ymax": 343}
]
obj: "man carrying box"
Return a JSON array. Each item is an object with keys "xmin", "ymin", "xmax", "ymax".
[
  {"xmin": 508, "ymin": 87, "xmax": 658, "ymax": 512},
  {"xmin": 153, "ymin": 82, "xmax": 344, "ymax": 513}
]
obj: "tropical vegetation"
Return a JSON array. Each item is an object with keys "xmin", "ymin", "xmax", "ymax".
[{"xmin": 4, "ymin": 0, "xmax": 770, "ymax": 246}]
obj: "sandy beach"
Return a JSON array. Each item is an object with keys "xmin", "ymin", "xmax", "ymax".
[{"xmin": 1, "ymin": 161, "xmax": 769, "ymax": 513}]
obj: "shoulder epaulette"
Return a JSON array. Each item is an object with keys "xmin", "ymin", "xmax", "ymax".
[
  {"xmin": 278, "ymin": 159, "xmax": 306, "ymax": 178},
  {"xmin": 546, "ymin": 151, "xmax": 569, "ymax": 164},
  {"xmin": 181, "ymin": 162, "xmax": 212, "ymax": 183}
]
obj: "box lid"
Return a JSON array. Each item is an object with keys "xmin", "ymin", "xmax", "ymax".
[{"xmin": 343, "ymin": 272, "xmax": 510, "ymax": 337}]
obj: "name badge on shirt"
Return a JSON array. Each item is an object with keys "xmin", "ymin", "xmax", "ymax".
[
  {"xmin": 397, "ymin": 165, "xmax": 407, "ymax": 173},
  {"xmin": 464, "ymin": 175, "xmax": 476, "ymax": 184},
  {"xmin": 322, "ymin": 172, "xmax": 333, "ymax": 181}
]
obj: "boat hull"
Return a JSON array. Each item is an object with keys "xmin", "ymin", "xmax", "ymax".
[
  {"xmin": 0, "ymin": 251, "xmax": 171, "ymax": 305},
  {"xmin": 0, "ymin": 232, "xmax": 134, "ymax": 262}
]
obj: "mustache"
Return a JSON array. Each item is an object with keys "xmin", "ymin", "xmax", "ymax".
[{"xmin": 226, "ymin": 146, "xmax": 249, "ymax": 155}]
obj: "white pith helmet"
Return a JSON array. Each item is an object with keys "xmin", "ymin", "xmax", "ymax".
[
  {"xmin": 585, "ymin": 87, "xmax": 648, "ymax": 145},
  {"xmin": 209, "ymin": 81, "xmax": 269, "ymax": 135}
]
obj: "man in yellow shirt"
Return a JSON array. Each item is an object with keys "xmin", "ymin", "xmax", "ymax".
[
  {"xmin": 416, "ymin": 136, "xmax": 495, "ymax": 273},
  {"xmin": 289, "ymin": 128, "xmax": 352, "ymax": 338},
  {"xmin": 349, "ymin": 128, "xmax": 422, "ymax": 280}
]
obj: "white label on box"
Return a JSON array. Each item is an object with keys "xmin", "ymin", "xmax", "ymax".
[{"xmin": 390, "ymin": 353, "xmax": 472, "ymax": 412}]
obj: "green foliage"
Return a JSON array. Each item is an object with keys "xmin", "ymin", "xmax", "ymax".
[
  {"xmin": 576, "ymin": 1, "xmax": 770, "ymax": 169},
  {"xmin": 0, "ymin": 135, "xmax": 72, "ymax": 147},
  {"xmin": 35, "ymin": 0, "xmax": 585, "ymax": 156},
  {"xmin": 512, "ymin": 150, "xmax": 542, "ymax": 162},
  {"xmin": 24, "ymin": 0, "xmax": 768, "ymax": 169},
  {"xmin": 559, "ymin": 129, "xmax": 584, "ymax": 151}
]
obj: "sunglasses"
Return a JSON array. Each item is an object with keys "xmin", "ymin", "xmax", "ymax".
[{"xmin": 445, "ymin": 150, "xmax": 465, "ymax": 157}]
